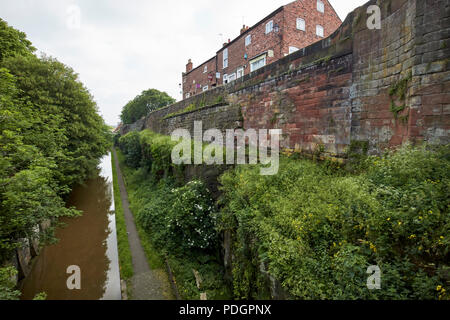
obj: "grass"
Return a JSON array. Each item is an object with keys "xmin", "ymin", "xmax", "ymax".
[
  {"xmin": 116, "ymin": 150, "xmax": 166, "ymax": 270},
  {"xmin": 111, "ymin": 150, "xmax": 134, "ymax": 283}
]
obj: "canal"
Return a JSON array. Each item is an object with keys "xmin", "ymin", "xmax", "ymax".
[{"xmin": 20, "ymin": 153, "xmax": 122, "ymax": 300}]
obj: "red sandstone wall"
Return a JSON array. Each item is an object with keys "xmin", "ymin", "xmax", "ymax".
[{"xmin": 124, "ymin": 0, "xmax": 449, "ymax": 158}]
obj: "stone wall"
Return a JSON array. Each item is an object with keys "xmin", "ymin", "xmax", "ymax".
[{"xmin": 121, "ymin": 0, "xmax": 449, "ymax": 158}]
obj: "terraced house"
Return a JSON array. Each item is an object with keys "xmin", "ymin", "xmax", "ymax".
[{"xmin": 182, "ymin": 0, "xmax": 342, "ymax": 99}]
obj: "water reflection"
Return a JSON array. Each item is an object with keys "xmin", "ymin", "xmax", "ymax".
[{"xmin": 21, "ymin": 154, "xmax": 121, "ymax": 300}]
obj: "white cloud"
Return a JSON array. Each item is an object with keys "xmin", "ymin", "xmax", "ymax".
[{"xmin": 0, "ymin": 0, "xmax": 368, "ymax": 125}]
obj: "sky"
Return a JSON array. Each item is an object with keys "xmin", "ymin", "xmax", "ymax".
[{"xmin": 0, "ymin": 0, "xmax": 368, "ymax": 126}]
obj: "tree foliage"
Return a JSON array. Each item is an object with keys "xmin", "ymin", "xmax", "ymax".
[
  {"xmin": 0, "ymin": 18, "xmax": 35, "ymax": 62},
  {"xmin": 120, "ymin": 89, "xmax": 175, "ymax": 124},
  {"xmin": 0, "ymin": 19, "xmax": 110, "ymax": 279}
]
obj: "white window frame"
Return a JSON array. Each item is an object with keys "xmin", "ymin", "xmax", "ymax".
[
  {"xmin": 223, "ymin": 48, "xmax": 228, "ymax": 69},
  {"xmin": 289, "ymin": 46, "xmax": 299, "ymax": 54},
  {"xmin": 237, "ymin": 67, "xmax": 244, "ymax": 79},
  {"xmin": 250, "ymin": 55, "xmax": 266, "ymax": 72},
  {"xmin": 296, "ymin": 18, "xmax": 305, "ymax": 31},
  {"xmin": 186, "ymin": 93, "xmax": 190, "ymax": 98},
  {"xmin": 202, "ymin": 85, "xmax": 208, "ymax": 92},
  {"xmin": 317, "ymin": 0, "xmax": 324, "ymax": 13},
  {"xmin": 265, "ymin": 20, "xmax": 273, "ymax": 34},
  {"xmin": 223, "ymin": 74, "xmax": 228, "ymax": 84},
  {"xmin": 316, "ymin": 25, "xmax": 324, "ymax": 37},
  {"xmin": 203, "ymin": 65, "xmax": 207, "ymax": 73},
  {"xmin": 228, "ymin": 73, "xmax": 237, "ymax": 83},
  {"xmin": 245, "ymin": 34, "xmax": 252, "ymax": 46}
]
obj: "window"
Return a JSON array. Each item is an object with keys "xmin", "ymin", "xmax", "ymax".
[
  {"xmin": 223, "ymin": 48, "xmax": 228, "ymax": 69},
  {"xmin": 203, "ymin": 85, "xmax": 208, "ymax": 91},
  {"xmin": 186, "ymin": 93, "xmax": 190, "ymax": 98},
  {"xmin": 265, "ymin": 20, "xmax": 273, "ymax": 34},
  {"xmin": 237, "ymin": 67, "xmax": 244, "ymax": 79},
  {"xmin": 203, "ymin": 65, "xmax": 207, "ymax": 73},
  {"xmin": 223, "ymin": 74, "xmax": 228, "ymax": 84},
  {"xmin": 316, "ymin": 25, "xmax": 324, "ymax": 37},
  {"xmin": 296, "ymin": 18, "xmax": 305, "ymax": 31},
  {"xmin": 289, "ymin": 46, "xmax": 299, "ymax": 54},
  {"xmin": 317, "ymin": 0, "xmax": 324, "ymax": 13},
  {"xmin": 228, "ymin": 73, "xmax": 236, "ymax": 83},
  {"xmin": 250, "ymin": 55, "xmax": 266, "ymax": 72},
  {"xmin": 245, "ymin": 34, "xmax": 251, "ymax": 46}
]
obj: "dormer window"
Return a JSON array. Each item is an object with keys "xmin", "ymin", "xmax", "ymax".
[{"xmin": 203, "ymin": 65, "xmax": 207, "ymax": 73}]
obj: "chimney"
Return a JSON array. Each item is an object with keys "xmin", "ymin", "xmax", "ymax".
[
  {"xmin": 186, "ymin": 59, "xmax": 193, "ymax": 73},
  {"xmin": 240, "ymin": 25, "xmax": 247, "ymax": 34}
]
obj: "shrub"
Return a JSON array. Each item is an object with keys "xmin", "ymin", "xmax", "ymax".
[
  {"xmin": 118, "ymin": 131, "xmax": 142, "ymax": 168},
  {"xmin": 218, "ymin": 144, "xmax": 449, "ymax": 300},
  {"xmin": 168, "ymin": 180, "xmax": 217, "ymax": 251},
  {"xmin": 0, "ymin": 267, "xmax": 20, "ymax": 300}
]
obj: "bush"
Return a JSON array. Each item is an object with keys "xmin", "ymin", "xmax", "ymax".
[
  {"xmin": 218, "ymin": 144, "xmax": 449, "ymax": 300},
  {"xmin": 169, "ymin": 180, "xmax": 217, "ymax": 251},
  {"xmin": 0, "ymin": 267, "xmax": 20, "ymax": 300},
  {"xmin": 118, "ymin": 131, "xmax": 142, "ymax": 168}
]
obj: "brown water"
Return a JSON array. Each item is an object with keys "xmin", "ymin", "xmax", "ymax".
[{"xmin": 21, "ymin": 153, "xmax": 121, "ymax": 300}]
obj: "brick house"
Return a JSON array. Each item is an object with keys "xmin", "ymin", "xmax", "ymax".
[{"xmin": 182, "ymin": 0, "xmax": 342, "ymax": 99}]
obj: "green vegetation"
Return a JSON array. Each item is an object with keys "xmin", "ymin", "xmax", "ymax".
[
  {"xmin": 0, "ymin": 18, "xmax": 110, "ymax": 297},
  {"xmin": 389, "ymin": 72, "xmax": 412, "ymax": 119},
  {"xmin": 111, "ymin": 151, "xmax": 133, "ymax": 281},
  {"xmin": 0, "ymin": 266, "xmax": 20, "ymax": 300},
  {"xmin": 120, "ymin": 89, "xmax": 175, "ymax": 124},
  {"xmin": 218, "ymin": 144, "xmax": 449, "ymax": 300},
  {"xmin": 117, "ymin": 127, "xmax": 449, "ymax": 300},
  {"xmin": 115, "ymin": 131, "xmax": 231, "ymax": 299}
]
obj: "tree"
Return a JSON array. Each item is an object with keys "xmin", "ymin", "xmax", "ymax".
[
  {"xmin": 2, "ymin": 54, "xmax": 111, "ymax": 187},
  {"xmin": 0, "ymin": 20, "xmax": 110, "ymax": 268},
  {"xmin": 0, "ymin": 18, "xmax": 35, "ymax": 62},
  {"xmin": 120, "ymin": 89, "xmax": 175, "ymax": 124}
]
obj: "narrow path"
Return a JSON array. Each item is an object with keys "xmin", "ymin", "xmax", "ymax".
[{"xmin": 112, "ymin": 148, "xmax": 173, "ymax": 300}]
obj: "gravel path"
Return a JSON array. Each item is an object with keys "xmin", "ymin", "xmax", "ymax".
[{"xmin": 112, "ymin": 148, "xmax": 174, "ymax": 300}]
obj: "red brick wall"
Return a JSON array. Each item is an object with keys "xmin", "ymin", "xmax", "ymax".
[
  {"xmin": 282, "ymin": 0, "xmax": 342, "ymax": 55},
  {"xmin": 182, "ymin": 57, "xmax": 217, "ymax": 99},
  {"xmin": 216, "ymin": 9, "xmax": 285, "ymax": 85},
  {"xmin": 185, "ymin": 0, "xmax": 341, "ymax": 95}
]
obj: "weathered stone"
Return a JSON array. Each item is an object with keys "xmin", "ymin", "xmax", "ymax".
[{"xmin": 17, "ymin": 238, "xmax": 32, "ymax": 278}]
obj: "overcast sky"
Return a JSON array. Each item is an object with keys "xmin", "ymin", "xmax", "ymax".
[{"xmin": 0, "ymin": 0, "xmax": 368, "ymax": 125}]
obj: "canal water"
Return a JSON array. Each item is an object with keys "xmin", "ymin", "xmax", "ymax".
[{"xmin": 21, "ymin": 153, "xmax": 121, "ymax": 300}]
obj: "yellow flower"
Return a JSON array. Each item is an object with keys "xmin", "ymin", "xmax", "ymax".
[
  {"xmin": 398, "ymin": 221, "xmax": 402, "ymax": 226},
  {"xmin": 440, "ymin": 236, "xmax": 444, "ymax": 239},
  {"xmin": 419, "ymin": 216, "xmax": 423, "ymax": 220},
  {"xmin": 436, "ymin": 285, "xmax": 442, "ymax": 291},
  {"xmin": 387, "ymin": 217, "xmax": 391, "ymax": 221},
  {"xmin": 429, "ymin": 210, "xmax": 433, "ymax": 214},
  {"xmin": 418, "ymin": 246, "xmax": 423, "ymax": 251},
  {"xmin": 409, "ymin": 234, "xmax": 416, "ymax": 239}
]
